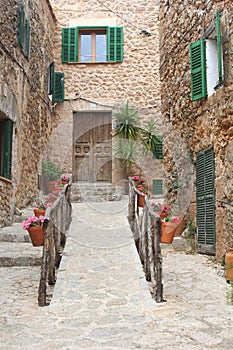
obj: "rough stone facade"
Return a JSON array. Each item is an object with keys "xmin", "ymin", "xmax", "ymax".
[
  {"xmin": 49, "ymin": 0, "xmax": 163, "ymax": 193},
  {"xmin": 159, "ymin": 0, "xmax": 233, "ymax": 260},
  {"xmin": 0, "ymin": 0, "xmax": 56, "ymax": 226}
]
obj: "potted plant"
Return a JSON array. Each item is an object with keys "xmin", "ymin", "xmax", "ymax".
[
  {"xmin": 42, "ymin": 161, "xmax": 62, "ymax": 194},
  {"xmin": 151, "ymin": 202, "xmax": 169, "ymax": 219},
  {"xmin": 34, "ymin": 202, "xmax": 52, "ymax": 217},
  {"xmin": 136, "ymin": 184, "xmax": 149, "ymax": 207},
  {"xmin": 61, "ymin": 174, "xmax": 69, "ymax": 185},
  {"xmin": 22, "ymin": 215, "xmax": 45, "ymax": 246},
  {"xmin": 160, "ymin": 216, "xmax": 179, "ymax": 244}
]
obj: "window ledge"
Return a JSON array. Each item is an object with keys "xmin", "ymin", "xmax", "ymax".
[{"xmin": 0, "ymin": 176, "xmax": 12, "ymax": 184}]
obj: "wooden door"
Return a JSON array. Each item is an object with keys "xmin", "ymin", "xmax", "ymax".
[{"xmin": 73, "ymin": 111, "xmax": 112, "ymax": 182}]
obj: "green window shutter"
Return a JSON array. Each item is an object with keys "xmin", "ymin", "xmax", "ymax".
[
  {"xmin": 24, "ymin": 20, "xmax": 30, "ymax": 58},
  {"xmin": 153, "ymin": 179, "xmax": 163, "ymax": 195},
  {"xmin": 62, "ymin": 27, "xmax": 78, "ymax": 63},
  {"xmin": 19, "ymin": 5, "xmax": 25, "ymax": 48},
  {"xmin": 216, "ymin": 11, "xmax": 223, "ymax": 84},
  {"xmin": 53, "ymin": 72, "xmax": 64, "ymax": 102},
  {"xmin": 196, "ymin": 146, "xmax": 215, "ymax": 255},
  {"xmin": 153, "ymin": 137, "xmax": 163, "ymax": 159},
  {"xmin": 2, "ymin": 119, "xmax": 13, "ymax": 180},
  {"xmin": 107, "ymin": 27, "xmax": 123, "ymax": 62},
  {"xmin": 48, "ymin": 62, "xmax": 55, "ymax": 95},
  {"xmin": 190, "ymin": 39, "xmax": 207, "ymax": 101}
]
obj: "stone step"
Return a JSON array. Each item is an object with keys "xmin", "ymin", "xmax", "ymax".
[
  {"xmin": 0, "ymin": 241, "xmax": 42, "ymax": 267},
  {"xmin": 0, "ymin": 222, "xmax": 30, "ymax": 243},
  {"xmin": 71, "ymin": 182, "xmax": 121, "ymax": 202}
]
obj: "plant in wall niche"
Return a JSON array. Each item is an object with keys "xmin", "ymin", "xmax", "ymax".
[
  {"xmin": 42, "ymin": 161, "xmax": 62, "ymax": 181},
  {"xmin": 42, "ymin": 161, "xmax": 62, "ymax": 194}
]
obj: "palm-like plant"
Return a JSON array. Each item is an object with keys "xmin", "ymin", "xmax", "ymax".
[
  {"xmin": 140, "ymin": 120, "xmax": 161, "ymax": 155},
  {"xmin": 113, "ymin": 101, "xmax": 140, "ymax": 140},
  {"xmin": 113, "ymin": 102, "xmax": 163, "ymax": 180}
]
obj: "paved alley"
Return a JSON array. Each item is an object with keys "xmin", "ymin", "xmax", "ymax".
[{"xmin": 0, "ymin": 198, "xmax": 233, "ymax": 350}]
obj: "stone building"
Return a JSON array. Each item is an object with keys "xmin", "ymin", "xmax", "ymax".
[
  {"xmin": 48, "ymin": 0, "xmax": 163, "ymax": 195},
  {"xmin": 0, "ymin": 0, "xmax": 57, "ymax": 226},
  {"xmin": 159, "ymin": 0, "xmax": 233, "ymax": 260}
]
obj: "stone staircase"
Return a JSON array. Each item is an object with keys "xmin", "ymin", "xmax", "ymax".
[
  {"xmin": 70, "ymin": 182, "xmax": 122, "ymax": 202},
  {"xmin": 0, "ymin": 207, "xmax": 43, "ymax": 267}
]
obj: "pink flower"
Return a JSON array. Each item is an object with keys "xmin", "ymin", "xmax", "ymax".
[
  {"xmin": 162, "ymin": 205, "xmax": 169, "ymax": 213},
  {"xmin": 151, "ymin": 202, "xmax": 156, "ymax": 208},
  {"xmin": 171, "ymin": 217, "xmax": 179, "ymax": 224},
  {"xmin": 137, "ymin": 185, "xmax": 143, "ymax": 190},
  {"xmin": 132, "ymin": 175, "xmax": 139, "ymax": 181},
  {"xmin": 22, "ymin": 216, "xmax": 44, "ymax": 230}
]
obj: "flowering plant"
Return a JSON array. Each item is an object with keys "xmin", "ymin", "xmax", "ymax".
[
  {"xmin": 23, "ymin": 216, "xmax": 45, "ymax": 230},
  {"xmin": 35, "ymin": 202, "xmax": 52, "ymax": 210},
  {"xmin": 61, "ymin": 174, "xmax": 69, "ymax": 182},
  {"xmin": 163, "ymin": 216, "xmax": 179, "ymax": 224},
  {"xmin": 132, "ymin": 175, "xmax": 139, "ymax": 181},
  {"xmin": 137, "ymin": 184, "xmax": 149, "ymax": 195},
  {"xmin": 151, "ymin": 202, "xmax": 168, "ymax": 213}
]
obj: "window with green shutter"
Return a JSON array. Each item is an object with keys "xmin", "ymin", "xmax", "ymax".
[
  {"xmin": 107, "ymin": 27, "xmax": 123, "ymax": 62},
  {"xmin": 190, "ymin": 11, "xmax": 224, "ymax": 100},
  {"xmin": 153, "ymin": 137, "xmax": 163, "ymax": 160},
  {"xmin": 0, "ymin": 118, "xmax": 13, "ymax": 180},
  {"xmin": 153, "ymin": 179, "xmax": 163, "ymax": 195},
  {"xmin": 48, "ymin": 62, "xmax": 55, "ymax": 95},
  {"xmin": 18, "ymin": 5, "xmax": 30, "ymax": 58},
  {"xmin": 62, "ymin": 26, "xmax": 123, "ymax": 63},
  {"xmin": 216, "ymin": 11, "xmax": 223, "ymax": 85},
  {"xmin": 62, "ymin": 27, "xmax": 78, "ymax": 63},
  {"xmin": 190, "ymin": 39, "xmax": 207, "ymax": 101},
  {"xmin": 53, "ymin": 72, "xmax": 64, "ymax": 102},
  {"xmin": 196, "ymin": 146, "xmax": 216, "ymax": 255}
]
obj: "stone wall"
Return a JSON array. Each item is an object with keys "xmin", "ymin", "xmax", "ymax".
[
  {"xmin": 49, "ymin": 0, "xmax": 163, "ymax": 192},
  {"xmin": 159, "ymin": 0, "xmax": 233, "ymax": 259},
  {"xmin": 0, "ymin": 0, "xmax": 56, "ymax": 226}
]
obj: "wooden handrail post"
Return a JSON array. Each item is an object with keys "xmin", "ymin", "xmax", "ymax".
[
  {"xmin": 38, "ymin": 184, "xmax": 72, "ymax": 306},
  {"xmin": 128, "ymin": 178, "xmax": 164, "ymax": 303}
]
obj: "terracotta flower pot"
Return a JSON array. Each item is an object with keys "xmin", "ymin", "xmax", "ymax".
[
  {"xmin": 138, "ymin": 194, "xmax": 147, "ymax": 207},
  {"xmin": 155, "ymin": 212, "xmax": 168, "ymax": 219},
  {"xmin": 34, "ymin": 208, "xmax": 46, "ymax": 217},
  {"xmin": 27, "ymin": 225, "xmax": 44, "ymax": 246},
  {"xmin": 160, "ymin": 222, "xmax": 177, "ymax": 244}
]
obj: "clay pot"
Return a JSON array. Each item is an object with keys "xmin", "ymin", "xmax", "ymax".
[
  {"xmin": 160, "ymin": 222, "xmax": 177, "ymax": 244},
  {"xmin": 34, "ymin": 209, "xmax": 46, "ymax": 217},
  {"xmin": 27, "ymin": 225, "xmax": 44, "ymax": 246}
]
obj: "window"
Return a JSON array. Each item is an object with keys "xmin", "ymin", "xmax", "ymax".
[
  {"xmin": 153, "ymin": 137, "xmax": 163, "ymax": 160},
  {"xmin": 190, "ymin": 11, "xmax": 223, "ymax": 101},
  {"xmin": 19, "ymin": 5, "xmax": 30, "ymax": 58},
  {"xmin": 0, "ymin": 118, "xmax": 13, "ymax": 180},
  {"xmin": 79, "ymin": 29, "xmax": 107, "ymax": 62},
  {"xmin": 53, "ymin": 72, "xmax": 64, "ymax": 102},
  {"xmin": 62, "ymin": 26, "xmax": 123, "ymax": 63},
  {"xmin": 153, "ymin": 179, "xmax": 163, "ymax": 195},
  {"xmin": 48, "ymin": 62, "xmax": 64, "ymax": 103}
]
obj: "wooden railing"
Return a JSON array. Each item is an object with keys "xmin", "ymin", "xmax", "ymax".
[
  {"xmin": 38, "ymin": 184, "xmax": 72, "ymax": 306},
  {"xmin": 128, "ymin": 178, "xmax": 163, "ymax": 303}
]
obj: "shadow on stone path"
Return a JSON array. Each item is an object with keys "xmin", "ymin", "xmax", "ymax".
[{"xmin": 0, "ymin": 198, "xmax": 233, "ymax": 350}]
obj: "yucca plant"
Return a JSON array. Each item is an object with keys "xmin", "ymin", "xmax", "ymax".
[{"xmin": 113, "ymin": 101, "xmax": 140, "ymax": 140}]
